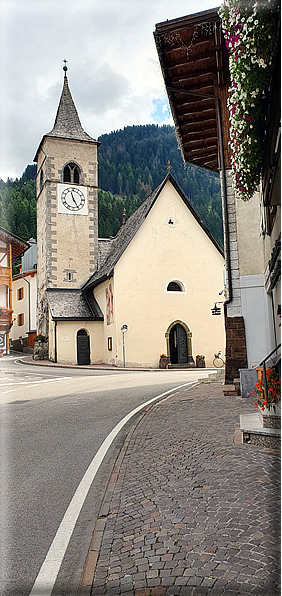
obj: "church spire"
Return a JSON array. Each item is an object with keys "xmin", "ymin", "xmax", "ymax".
[{"xmin": 47, "ymin": 62, "xmax": 96, "ymax": 143}]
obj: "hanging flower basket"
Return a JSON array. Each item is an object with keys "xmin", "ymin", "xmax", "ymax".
[{"xmin": 219, "ymin": 0, "xmax": 277, "ymax": 200}]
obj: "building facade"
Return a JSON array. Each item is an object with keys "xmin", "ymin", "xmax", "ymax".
[
  {"xmin": 0, "ymin": 226, "xmax": 29, "ymax": 354},
  {"xmin": 154, "ymin": 6, "xmax": 280, "ymax": 382},
  {"xmin": 10, "ymin": 239, "xmax": 37, "ymax": 351},
  {"xmin": 34, "ymin": 67, "xmax": 225, "ymax": 368}
]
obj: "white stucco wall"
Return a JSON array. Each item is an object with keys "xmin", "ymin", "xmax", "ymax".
[
  {"xmin": 94, "ymin": 180, "xmax": 225, "ymax": 367},
  {"xmin": 53, "ymin": 320, "xmax": 104, "ymax": 364},
  {"xmin": 240, "ymin": 274, "xmax": 275, "ymax": 368},
  {"xmin": 10, "ymin": 271, "xmax": 37, "ymax": 340},
  {"xmin": 225, "ymin": 173, "xmax": 280, "ymax": 365}
]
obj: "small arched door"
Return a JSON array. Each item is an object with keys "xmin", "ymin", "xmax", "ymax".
[
  {"xmin": 77, "ymin": 329, "xmax": 90, "ymax": 365},
  {"xmin": 169, "ymin": 323, "xmax": 188, "ymax": 364}
]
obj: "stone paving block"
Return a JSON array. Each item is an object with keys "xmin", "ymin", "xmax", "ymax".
[{"xmin": 89, "ymin": 383, "xmax": 280, "ymax": 596}]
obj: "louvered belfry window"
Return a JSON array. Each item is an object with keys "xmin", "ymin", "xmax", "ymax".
[
  {"xmin": 63, "ymin": 163, "xmax": 80, "ymax": 184},
  {"xmin": 167, "ymin": 281, "xmax": 182, "ymax": 292}
]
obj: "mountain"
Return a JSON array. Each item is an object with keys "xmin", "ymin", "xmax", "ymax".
[
  {"xmin": 0, "ymin": 124, "xmax": 223, "ymax": 247},
  {"xmin": 97, "ymin": 124, "xmax": 223, "ymax": 245}
]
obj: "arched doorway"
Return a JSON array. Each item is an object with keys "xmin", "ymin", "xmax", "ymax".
[
  {"xmin": 166, "ymin": 321, "xmax": 194, "ymax": 365},
  {"xmin": 77, "ymin": 329, "xmax": 90, "ymax": 365}
]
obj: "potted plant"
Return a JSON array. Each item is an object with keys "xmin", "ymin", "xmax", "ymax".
[
  {"xmin": 159, "ymin": 354, "xmax": 170, "ymax": 369},
  {"xmin": 253, "ymin": 365, "xmax": 281, "ymax": 428},
  {"xmin": 196, "ymin": 354, "xmax": 206, "ymax": 368},
  {"xmin": 34, "ymin": 334, "xmax": 47, "ymax": 343}
]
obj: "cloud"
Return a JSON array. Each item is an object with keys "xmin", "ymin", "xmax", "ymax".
[{"xmin": 0, "ymin": 0, "xmax": 220, "ymax": 180}]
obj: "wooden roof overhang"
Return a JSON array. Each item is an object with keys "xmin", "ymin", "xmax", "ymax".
[
  {"xmin": 0, "ymin": 226, "xmax": 29, "ymax": 261},
  {"xmin": 154, "ymin": 8, "xmax": 231, "ymax": 173}
]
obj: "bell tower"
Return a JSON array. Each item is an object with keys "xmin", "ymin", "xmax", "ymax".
[{"xmin": 34, "ymin": 63, "xmax": 100, "ymax": 334}]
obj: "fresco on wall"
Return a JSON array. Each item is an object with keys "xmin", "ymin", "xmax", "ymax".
[{"xmin": 106, "ymin": 284, "xmax": 114, "ymax": 325}]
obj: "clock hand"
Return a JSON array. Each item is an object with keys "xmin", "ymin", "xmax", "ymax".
[{"xmin": 70, "ymin": 192, "xmax": 78, "ymax": 207}]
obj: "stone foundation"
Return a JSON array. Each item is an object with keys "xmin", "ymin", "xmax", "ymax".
[
  {"xmin": 33, "ymin": 339, "xmax": 49, "ymax": 360},
  {"xmin": 225, "ymin": 316, "xmax": 247, "ymax": 384}
]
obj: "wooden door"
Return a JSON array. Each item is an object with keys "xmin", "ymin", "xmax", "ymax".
[
  {"xmin": 169, "ymin": 324, "xmax": 188, "ymax": 364},
  {"xmin": 177, "ymin": 324, "xmax": 188, "ymax": 363},
  {"xmin": 77, "ymin": 330, "xmax": 90, "ymax": 365}
]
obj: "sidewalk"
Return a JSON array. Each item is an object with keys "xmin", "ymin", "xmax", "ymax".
[
  {"xmin": 79, "ymin": 382, "xmax": 280, "ymax": 596},
  {"xmin": 17, "ymin": 354, "xmax": 218, "ymax": 374}
]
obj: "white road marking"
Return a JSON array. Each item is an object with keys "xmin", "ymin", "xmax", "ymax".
[
  {"xmin": 1, "ymin": 390, "xmax": 15, "ymax": 395},
  {"xmin": 0, "ymin": 377, "xmax": 72, "ymax": 387},
  {"xmin": 28, "ymin": 381, "xmax": 196, "ymax": 596}
]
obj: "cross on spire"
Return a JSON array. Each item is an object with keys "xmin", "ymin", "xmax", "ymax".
[
  {"xmin": 63, "ymin": 59, "xmax": 68, "ymax": 77},
  {"xmin": 167, "ymin": 160, "xmax": 171, "ymax": 171}
]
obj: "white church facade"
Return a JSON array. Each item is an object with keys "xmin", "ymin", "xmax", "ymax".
[{"xmin": 34, "ymin": 68, "xmax": 225, "ymax": 368}]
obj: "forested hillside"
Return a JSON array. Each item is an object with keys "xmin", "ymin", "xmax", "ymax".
[{"xmin": 0, "ymin": 124, "xmax": 223, "ymax": 247}]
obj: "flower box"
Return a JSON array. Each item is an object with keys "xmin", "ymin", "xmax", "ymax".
[
  {"xmin": 253, "ymin": 365, "xmax": 281, "ymax": 425},
  {"xmin": 159, "ymin": 357, "xmax": 170, "ymax": 369},
  {"xmin": 259, "ymin": 404, "xmax": 281, "ymax": 430},
  {"xmin": 196, "ymin": 355, "xmax": 205, "ymax": 368},
  {"xmin": 0, "ymin": 307, "xmax": 13, "ymax": 332}
]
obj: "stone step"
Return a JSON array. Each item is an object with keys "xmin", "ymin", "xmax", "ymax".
[
  {"xmin": 168, "ymin": 364, "xmax": 196, "ymax": 369},
  {"xmin": 223, "ymin": 384, "xmax": 240, "ymax": 396},
  {"xmin": 200, "ymin": 369, "xmax": 225, "ymax": 384},
  {"xmin": 240, "ymin": 413, "xmax": 281, "ymax": 449}
]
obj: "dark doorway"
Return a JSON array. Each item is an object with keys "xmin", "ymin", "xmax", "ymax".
[
  {"xmin": 77, "ymin": 329, "xmax": 90, "ymax": 365},
  {"xmin": 169, "ymin": 324, "xmax": 188, "ymax": 364}
]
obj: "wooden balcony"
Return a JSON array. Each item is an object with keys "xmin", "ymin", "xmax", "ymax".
[{"xmin": 0, "ymin": 308, "xmax": 13, "ymax": 332}]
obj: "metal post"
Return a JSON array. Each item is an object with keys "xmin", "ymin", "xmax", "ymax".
[{"xmin": 121, "ymin": 325, "xmax": 128, "ymax": 368}]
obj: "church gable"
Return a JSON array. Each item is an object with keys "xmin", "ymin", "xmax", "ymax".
[
  {"xmin": 114, "ymin": 177, "xmax": 224, "ymax": 286},
  {"xmin": 83, "ymin": 173, "xmax": 223, "ymax": 291},
  {"xmin": 98, "ymin": 176, "xmax": 224, "ymax": 368}
]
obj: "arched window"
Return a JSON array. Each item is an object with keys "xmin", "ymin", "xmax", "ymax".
[
  {"xmin": 167, "ymin": 281, "xmax": 183, "ymax": 292},
  {"xmin": 63, "ymin": 162, "xmax": 80, "ymax": 184},
  {"xmin": 40, "ymin": 170, "xmax": 44, "ymax": 191}
]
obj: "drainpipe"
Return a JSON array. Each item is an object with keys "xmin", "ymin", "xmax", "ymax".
[
  {"xmin": 54, "ymin": 321, "xmax": 57, "ymax": 363},
  {"xmin": 167, "ymin": 87, "xmax": 233, "ymax": 309}
]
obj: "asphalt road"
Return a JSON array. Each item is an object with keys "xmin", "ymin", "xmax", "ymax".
[{"xmin": 0, "ymin": 355, "xmax": 215, "ymax": 596}]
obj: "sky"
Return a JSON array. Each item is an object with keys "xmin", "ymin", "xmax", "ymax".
[{"xmin": 0, "ymin": 0, "xmax": 220, "ymax": 181}]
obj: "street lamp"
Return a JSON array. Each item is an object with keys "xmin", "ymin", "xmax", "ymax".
[
  {"xmin": 211, "ymin": 301, "xmax": 223, "ymax": 316},
  {"xmin": 121, "ymin": 324, "xmax": 128, "ymax": 368}
]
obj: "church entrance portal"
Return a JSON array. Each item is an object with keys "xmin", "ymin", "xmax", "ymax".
[
  {"xmin": 77, "ymin": 329, "xmax": 90, "ymax": 365},
  {"xmin": 167, "ymin": 322, "xmax": 194, "ymax": 365}
]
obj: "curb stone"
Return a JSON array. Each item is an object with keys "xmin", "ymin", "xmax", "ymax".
[{"xmin": 77, "ymin": 406, "xmax": 153, "ymax": 595}]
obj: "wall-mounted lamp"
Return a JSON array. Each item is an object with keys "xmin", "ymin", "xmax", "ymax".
[{"xmin": 211, "ymin": 301, "xmax": 223, "ymax": 316}]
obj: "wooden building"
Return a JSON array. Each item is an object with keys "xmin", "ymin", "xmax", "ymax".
[{"xmin": 0, "ymin": 226, "xmax": 29, "ymax": 354}]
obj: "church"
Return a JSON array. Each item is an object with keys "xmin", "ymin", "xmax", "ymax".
[{"xmin": 34, "ymin": 66, "xmax": 225, "ymax": 368}]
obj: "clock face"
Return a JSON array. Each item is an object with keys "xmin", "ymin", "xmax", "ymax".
[
  {"xmin": 58, "ymin": 184, "xmax": 88, "ymax": 215},
  {"xmin": 61, "ymin": 187, "xmax": 85, "ymax": 211}
]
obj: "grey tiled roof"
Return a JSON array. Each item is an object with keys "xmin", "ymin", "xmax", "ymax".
[
  {"xmin": 47, "ymin": 75, "xmax": 97, "ymax": 143},
  {"xmin": 98, "ymin": 238, "xmax": 113, "ymax": 268},
  {"xmin": 83, "ymin": 173, "xmax": 224, "ymax": 291},
  {"xmin": 47, "ymin": 289, "xmax": 103, "ymax": 321}
]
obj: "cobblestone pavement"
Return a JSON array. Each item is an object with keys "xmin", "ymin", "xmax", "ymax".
[{"xmin": 84, "ymin": 383, "xmax": 280, "ymax": 596}]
